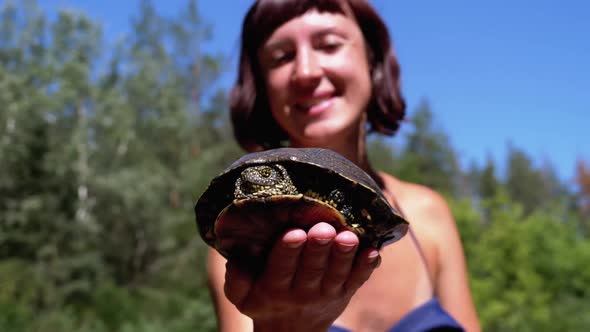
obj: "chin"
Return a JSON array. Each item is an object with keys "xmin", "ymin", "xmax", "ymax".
[{"xmin": 298, "ymin": 123, "xmax": 354, "ymax": 145}]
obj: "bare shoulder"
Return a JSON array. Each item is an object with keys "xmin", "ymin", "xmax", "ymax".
[
  {"xmin": 380, "ymin": 173, "xmax": 455, "ymax": 230},
  {"xmin": 379, "ymin": 173, "xmax": 461, "ymax": 270}
]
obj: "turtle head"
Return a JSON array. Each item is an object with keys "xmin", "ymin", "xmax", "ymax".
[{"xmin": 234, "ymin": 164, "xmax": 298, "ymax": 199}]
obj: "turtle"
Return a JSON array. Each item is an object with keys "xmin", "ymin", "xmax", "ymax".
[{"xmin": 195, "ymin": 147, "xmax": 409, "ymax": 262}]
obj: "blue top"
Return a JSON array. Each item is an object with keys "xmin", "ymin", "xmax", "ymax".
[{"xmin": 328, "ymin": 297, "xmax": 464, "ymax": 332}]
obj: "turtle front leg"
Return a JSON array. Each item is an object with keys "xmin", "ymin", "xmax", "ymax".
[{"xmin": 328, "ymin": 189, "xmax": 354, "ymax": 223}]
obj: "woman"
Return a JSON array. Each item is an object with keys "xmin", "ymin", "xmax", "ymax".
[{"xmin": 207, "ymin": 0, "xmax": 481, "ymax": 331}]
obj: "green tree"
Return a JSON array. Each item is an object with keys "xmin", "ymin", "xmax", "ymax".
[
  {"xmin": 367, "ymin": 135, "xmax": 398, "ymax": 177},
  {"xmin": 574, "ymin": 159, "xmax": 590, "ymax": 234},
  {"xmin": 87, "ymin": 1, "xmax": 238, "ymax": 330},
  {"xmin": 396, "ymin": 99, "xmax": 462, "ymax": 195},
  {"xmin": 0, "ymin": 1, "xmax": 104, "ymax": 319},
  {"xmin": 504, "ymin": 144, "xmax": 564, "ymax": 216},
  {"xmin": 1, "ymin": 1, "xmax": 238, "ymax": 331},
  {"xmin": 452, "ymin": 191, "xmax": 590, "ymax": 332},
  {"xmin": 479, "ymin": 156, "xmax": 500, "ymax": 201},
  {"xmin": 467, "ymin": 156, "xmax": 503, "ymax": 221}
]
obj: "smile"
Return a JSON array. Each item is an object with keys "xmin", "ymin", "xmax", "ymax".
[{"xmin": 293, "ymin": 96, "xmax": 335, "ymax": 115}]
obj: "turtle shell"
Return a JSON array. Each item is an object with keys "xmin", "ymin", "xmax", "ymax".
[{"xmin": 195, "ymin": 147, "xmax": 409, "ymax": 261}]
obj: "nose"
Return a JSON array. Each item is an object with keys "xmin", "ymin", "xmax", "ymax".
[{"xmin": 291, "ymin": 47, "xmax": 322, "ymax": 86}]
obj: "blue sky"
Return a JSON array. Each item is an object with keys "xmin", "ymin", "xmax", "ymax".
[{"xmin": 36, "ymin": 0, "xmax": 589, "ymax": 184}]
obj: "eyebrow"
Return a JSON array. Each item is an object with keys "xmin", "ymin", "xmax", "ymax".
[
  {"xmin": 263, "ymin": 26, "xmax": 347, "ymax": 50},
  {"xmin": 262, "ymin": 39, "xmax": 292, "ymax": 53}
]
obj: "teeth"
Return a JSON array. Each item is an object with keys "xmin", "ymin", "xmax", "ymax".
[{"xmin": 297, "ymin": 97, "xmax": 330, "ymax": 109}]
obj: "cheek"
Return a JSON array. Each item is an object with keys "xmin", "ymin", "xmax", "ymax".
[
  {"xmin": 339, "ymin": 66, "xmax": 372, "ymax": 105},
  {"xmin": 265, "ymin": 72, "xmax": 290, "ymax": 105},
  {"xmin": 266, "ymin": 67, "xmax": 291, "ymax": 92},
  {"xmin": 264, "ymin": 78, "xmax": 292, "ymax": 130},
  {"xmin": 329, "ymin": 53, "xmax": 371, "ymax": 89}
]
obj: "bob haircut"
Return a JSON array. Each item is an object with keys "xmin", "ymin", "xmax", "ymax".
[{"xmin": 230, "ymin": 0, "xmax": 406, "ymax": 152}]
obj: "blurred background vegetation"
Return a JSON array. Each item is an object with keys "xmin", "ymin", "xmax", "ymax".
[{"xmin": 1, "ymin": 1, "xmax": 588, "ymax": 331}]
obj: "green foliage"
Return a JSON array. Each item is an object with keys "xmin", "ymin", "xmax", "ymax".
[
  {"xmin": 0, "ymin": 1, "xmax": 240, "ymax": 331},
  {"xmin": 394, "ymin": 100, "xmax": 463, "ymax": 195},
  {"xmin": 451, "ymin": 192, "xmax": 589, "ymax": 332},
  {"xmin": 505, "ymin": 144, "xmax": 563, "ymax": 216},
  {"xmin": 367, "ymin": 135, "xmax": 398, "ymax": 176},
  {"xmin": 479, "ymin": 156, "xmax": 501, "ymax": 201}
]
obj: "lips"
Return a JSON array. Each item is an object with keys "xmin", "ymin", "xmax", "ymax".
[{"xmin": 292, "ymin": 93, "xmax": 336, "ymax": 115}]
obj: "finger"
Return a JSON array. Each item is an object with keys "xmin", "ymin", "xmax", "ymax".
[
  {"xmin": 321, "ymin": 230, "xmax": 359, "ymax": 296},
  {"xmin": 224, "ymin": 259, "xmax": 255, "ymax": 309},
  {"xmin": 261, "ymin": 228, "xmax": 307, "ymax": 291},
  {"xmin": 343, "ymin": 247, "xmax": 380, "ymax": 294},
  {"xmin": 293, "ymin": 222, "xmax": 337, "ymax": 293}
]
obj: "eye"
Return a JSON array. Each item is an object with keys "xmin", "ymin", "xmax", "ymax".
[
  {"xmin": 260, "ymin": 167, "xmax": 273, "ymax": 177},
  {"xmin": 269, "ymin": 49, "xmax": 295, "ymax": 68},
  {"xmin": 318, "ymin": 41, "xmax": 340, "ymax": 52},
  {"xmin": 316, "ymin": 35, "xmax": 343, "ymax": 53}
]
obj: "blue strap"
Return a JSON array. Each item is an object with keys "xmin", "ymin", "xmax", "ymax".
[
  {"xmin": 387, "ymin": 298, "xmax": 464, "ymax": 332},
  {"xmin": 328, "ymin": 298, "xmax": 464, "ymax": 332}
]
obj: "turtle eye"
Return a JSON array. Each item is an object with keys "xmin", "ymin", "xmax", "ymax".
[{"xmin": 260, "ymin": 167, "xmax": 272, "ymax": 178}]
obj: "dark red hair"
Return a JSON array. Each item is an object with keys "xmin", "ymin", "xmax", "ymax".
[{"xmin": 230, "ymin": 0, "xmax": 406, "ymax": 152}]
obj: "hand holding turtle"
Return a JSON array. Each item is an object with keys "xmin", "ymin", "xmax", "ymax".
[
  {"xmin": 196, "ymin": 148, "xmax": 401, "ymax": 329},
  {"xmin": 195, "ymin": 148, "xmax": 409, "ymax": 261},
  {"xmin": 223, "ymin": 222, "xmax": 381, "ymax": 332}
]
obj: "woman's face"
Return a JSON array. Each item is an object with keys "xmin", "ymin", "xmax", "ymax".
[{"xmin": 258, "ymin": 9, "xmax": 372, "ymax": 147}]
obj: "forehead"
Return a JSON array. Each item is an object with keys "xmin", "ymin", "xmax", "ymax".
[
  {"xmin": 245, "ymin": 0, "xmax": 353, "ymax": 47},
  {"xmin": 264, "ymin": 10, "xmax": 359, "ymax": 42}
]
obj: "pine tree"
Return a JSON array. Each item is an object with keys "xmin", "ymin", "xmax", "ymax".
[
  {"xmin": 574, "ymin": 159, "xmax": 590, "ymax": 233},
  {"xmin": 504, "ymin": 144, "xmax": 564, "ymax": 216},
  {"xmin": 0, "ymin": 1, "xmax": 237, "ymax": 330},
  {"xmin": 0, "ymin": 1, "xmax": 104, "ymax": 319},
  {"xmin": 395, "ymin": 99, "xmax": 462, "ymax": 195}
]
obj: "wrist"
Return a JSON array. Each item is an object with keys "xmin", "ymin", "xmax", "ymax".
[
  {"xmin": 253, "ymin": 320, "xmax": 329, "ymax": 332},
  {"xmin": 251, "ymin": 308, "xmax": 332, "ymax": 332}
]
